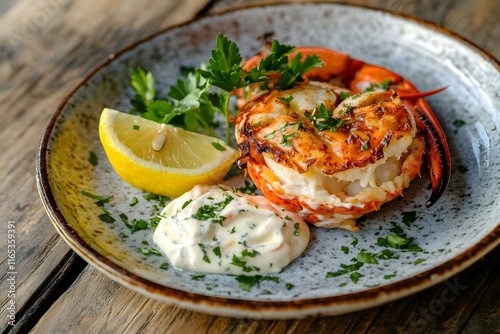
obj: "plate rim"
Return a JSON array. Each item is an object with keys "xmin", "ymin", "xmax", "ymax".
[{"xmin": 36, "ymin": 1, "xmax": 500, "ymax": 318}]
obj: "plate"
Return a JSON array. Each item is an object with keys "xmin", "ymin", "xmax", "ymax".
[{"xmin": 37, "ymin": 3, "xmax": 500, "ymax": 319}]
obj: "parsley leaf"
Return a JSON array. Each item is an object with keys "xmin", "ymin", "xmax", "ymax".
[
  {"xmin": 278, "ymin": 96, "xmax": 294, "ymax": 106},
  {"xmin": 309, "ymin": 103, "xmax": 344, "ymax": 132},
  {"xmin": 199, "ymin": 34, "xmax": 322, "ymax": 92},
  {"xmin": 235, "ymin": 275, "xmax": 279, "ymax": 292},
  {"xmin": 326, "ymin": 261, "xmax": 364, "ymax": 278},
  {"xmin": 130, "ymin": 67, "xmax": 155, "ymax": 113},
  {"xmin": 88, "ymin": 151, "xmax": 98, "ymax": 166},
  {"xmin": 130, "ymin": 34, "xmax": 322, "ymax": 145},
  {"xmin": 130, "ymin": 67, "xmax": 221, "ymax": 139}
]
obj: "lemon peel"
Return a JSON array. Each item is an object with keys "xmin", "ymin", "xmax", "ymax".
[{"xmin": 98, "ymin": 108, "xmax": 238, "ymax": 198}]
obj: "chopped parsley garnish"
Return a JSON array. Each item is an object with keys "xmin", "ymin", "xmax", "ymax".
[
  {"xmin": 132, "ymin": 124, "xmax": 140, "ymax": 130},
  {"xmin": 286, "ymin": 283, "xmax": 295, "ymax": 290},
  {"xmin": 264, "ymin": 130, "xmax": 276, "ymax": 139},
  {"xmin": 326, "ymin": 261, "xmax": 364, "ymax": 278},
  {"xmin": 211, "ymin": 142, "xmax": 226, "ymax": 151},
  {"xmin": 350, "ymin": 272, "xmax": 364, "ymax": 284},
  {"xmin": 119, "ymin": 213, "xmax": 149, "ymax": 232},
  {"xmin": 278, "ymin": 96, "xmax": 294, "ymax": 106},
  {"xmin": 191, "ymin": 193, "xmax": 233, "ymax": 225},
  {"xmin": 377, "ymin": 233, "xmax": 422, "ymax": 252},
  {"xmin": 402, "ymin": 211, "xmax": 417, "ymax": 226},
  {"xmin": 81, "ymin": 191, "xmax": 112, "ymax": 207},
  {"xmin": 191, "ymin": 273, "xmax": 205, "ymax": 280},
  {"xmin": 339, "ymin": 91, "xmax": 351, "ymax": 101},
  {"xmin": 231, "ymin": 250, "xmax": 261, "ymax": 273},
  {"xmin": 235, "ymin": 275, "xmax": 279, "ymax": 292},
  {"xmin": 340, "ymin": 104, "xmax": 352, "ymax": 117},
  {"xmin": 98, "ymin": 212, "xmax": 115, "ymax": 224},
  {"xmin": 231, "ymin": 255, "xmax": 249, "ymax": 271},
  {"xmin": 384, "ymin": 273, "xmax": 397, "ymax": 279},
  {"xmin": 182, "ymin": 199, "xmax": 193, "ymax": 209},
  {"xmin": 309, "ymin": 103, "xmax": 344, "ymax": 132},
  {"xmin": 237, "ymin": 180, "xmax": 257, "ymax": 195},
  {"xmin": 143, "ymin": 193, "xmax": 169, "ymax": 207},
  {"xmin": 129, "ymin": 197, "xmax": 139, "ymax": 207},
  {"xmin": 88, "ymin": 151, "xmax": 98, "ymax": 166},
  {"xmin": 198, "ymin": 244, "xmax": 211, "ymax": 263},
  {"xmin": 160, "ymin": 262, "xmax": 169, "ymax": 270},
  {"xmin": 387, "ymin": 233, "xmax": 411, "ymax": 248},
  {"xmin": 132, "ymin": 219, "xmax": 149, "ymax": 232},
  {"xmin": 330, "ymin": 211, "xmax": 426, "ymax": 285},
  {"xmin": 149, "ymin": 215, "xmax": 162, "ymax": 228},
  {"xmin": 357, "ymin": 251, "xmax": 378, "ymax": 264},
  {"xmin": 130, "ymin": 34, "xmax": 322, "ymax": 145},
  {"xmin": 81, "ymin": 191, "xmax": 118, "ymax": 224},
  {"xmin": 389, "ymin": 223, "xmax": 406, "ymax": 237},
  {"xmin": 280, "ymin": 132, "xmax": 296, "ymax": 147},
  {"xmin": 293, "ymin": 223, "xmax": 300, "ymax": 236},
  {"xmin": 351, "ymin": 236, "xmax": 359, "ymax": 247},
  {"xmin": 213, "ymin": 246, "xmax": 222, "ymax": 258},
  {"xmin": 374, "ymin": 249, "xmax": 399, "ymax": 260},
  {"xmin": 119, "ymin": 213, "xmax": 129, "ymax": 225},
  {"xmin": 138, "ymin": 247, "xmax": 161, "ymax": 256},
  {"xmin": 265, "ymin": 122, "xmax": 303, "ymax": 146},
  {"xmin": 241, "ymin": 249, "xmax": 259, "ymax": 257}
]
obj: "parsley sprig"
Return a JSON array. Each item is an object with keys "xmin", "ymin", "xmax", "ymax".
[
  {"xmin": 130, "ymin": 67, "xmax": 219, "ymax": 138},
  {"xmin": 308, "ymin": 103, "xmax": 344, "ymax": 132},
  {"xmin": 130, "ymin": 34, "xmax": 323, "ymax": 145},
  {"xmin": 199, "ymin": 35, "xmax": 322, "ymax": 92}
]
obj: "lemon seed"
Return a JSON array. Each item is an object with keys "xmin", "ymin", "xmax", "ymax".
[{"xmin": 152, "ymin": 132, "xmax": 167, "ymax": 151}]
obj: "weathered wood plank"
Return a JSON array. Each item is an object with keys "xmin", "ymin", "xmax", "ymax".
[
  {"xmin": 204, "ymin": 0, "xmax": 500, "ymax": 59},
  {"xmin": 28, "ymin": 247, "xmax": 500, "ymax": 334},
  {"xmin": 365, "ymin": 248, "xmax": 500, "ymax": 333},
  {"xmin": 0, "ymin": 1, "xmax": 210, "ymax": 332},
  {"xmin": 462, "ymin": 268, "xmax": 500, "ymax": 333},
  {"xmin": 1, "ymin": 0, "xmax": 498, "ymax": 333},
  {"xmin": 8, "ymin": 253, "xmax": 86, "ymax": 334}
]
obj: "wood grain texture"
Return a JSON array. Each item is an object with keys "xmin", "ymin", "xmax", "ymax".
[
  {"xmin": 207, "ymin": 0, "xmax": 500, "ymax": 59},
  {"xmin": 0, "ymin": 1, "xmax": 210, "ymax": 333},
  {"xmin": 29, "ymin": 249, "xmax": 500, "ymax": 333},
  {"xmin": 1, "ymin": 0, "xmax": 498, "ymax": 333}
]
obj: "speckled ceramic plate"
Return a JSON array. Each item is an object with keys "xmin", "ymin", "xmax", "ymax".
[{"xmin": 37, "ymin": 3, "xmax": 500, "ymax": 319}]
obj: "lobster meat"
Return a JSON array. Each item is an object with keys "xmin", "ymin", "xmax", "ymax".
[{"xmin": 235, "ymin": 46, "xmax": 451, "ymax": 230}]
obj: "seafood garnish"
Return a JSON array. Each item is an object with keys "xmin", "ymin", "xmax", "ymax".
[{"xmin": 235, "ymin": 46, "xmax": 451, "ymax": 230}]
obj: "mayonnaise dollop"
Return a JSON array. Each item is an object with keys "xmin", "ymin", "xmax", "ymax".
[{"xmin": 153, "ymin": 185, "xmax": 310, "ymax": 275}]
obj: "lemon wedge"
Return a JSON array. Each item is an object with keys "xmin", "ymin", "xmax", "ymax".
[{"xmin": 98, "ymin": 108, "xmax": 239, "ymax": 198}]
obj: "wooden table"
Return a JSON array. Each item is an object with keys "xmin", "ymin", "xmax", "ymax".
[{"xmin": 1, "ymin": 0, "xmax": 498, "ymax": 333}]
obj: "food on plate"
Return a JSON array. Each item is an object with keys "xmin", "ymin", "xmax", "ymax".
[
  {"xmin": 153, "ymin": 185, "xmax": 310, "ymax": 275},
  {"xmin": 236, "ymin": 84, "xmax": 424, "ymax": 230},
  {"xmin": 98, "ymin": 108, "xmax": 238, "ymax": 198},
  {"xmin": 95, "ymin": 34, "xmax": 450, "ymax": 276},
  {"xmin": 235, "ymin": 45, "xmax": 450, "ymax": 230}
]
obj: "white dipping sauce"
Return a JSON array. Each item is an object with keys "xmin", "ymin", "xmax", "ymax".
[{"xmin": 153, "ymin": 185, "xmax": 310, "ymax": 276}]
